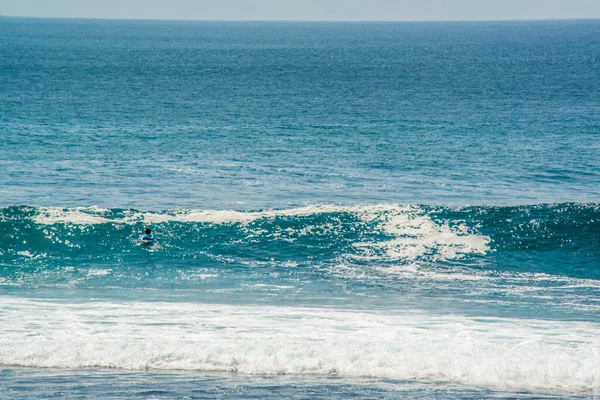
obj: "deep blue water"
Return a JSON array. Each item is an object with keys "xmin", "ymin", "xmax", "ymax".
[{"xmin": 1, "ymin": 17, "xmax": 599, "ymax": 399}]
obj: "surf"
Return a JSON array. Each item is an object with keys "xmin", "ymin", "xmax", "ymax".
[{"xmin": 1, "ymin": 296, "xmax": 599, "ymax": 393}]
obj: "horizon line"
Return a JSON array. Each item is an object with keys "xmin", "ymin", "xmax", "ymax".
[{"xmin": 3, "ymin": 14, "xmax": 600, "ymax": 24}]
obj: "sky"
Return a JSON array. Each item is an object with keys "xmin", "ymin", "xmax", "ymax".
[{"xmin": 1, "ymin": 0, "xmax": 600, "ymax": 21}]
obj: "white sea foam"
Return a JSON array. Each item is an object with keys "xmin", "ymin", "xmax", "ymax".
[
  {"xmin": 84, "ymin": 268, "xmax": 112, "ymax": 277},
  {"xmin": 352, "ymin": 205, "xmax": 490, "ymax": 261},
  {"xmin": 34, "ymin": 206, "xmax": 113, "ymax": 225},
  {"xmin": 32, "ymin": 204, "xmax": 411, "ymax": 225},
  {"xmin": 0, "ymin": 297, "xmax": 598, "ymax": 393},
  {"xmin": 381, "ymin": 215, "xmax": 489, "ymax": 260},
  {"xmin": 33, "ymin": 204, "xmax": 350, "ymax": 225}
]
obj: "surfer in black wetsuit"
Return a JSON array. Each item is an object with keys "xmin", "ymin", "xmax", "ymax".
[{"xmin": 142, "ymin": 228, "xmax": 157, "ymax": 245}]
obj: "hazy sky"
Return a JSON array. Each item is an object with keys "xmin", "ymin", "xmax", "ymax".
[{"xmin": 2, "ymin": 0, "xmax": 600, "ymax": 21}]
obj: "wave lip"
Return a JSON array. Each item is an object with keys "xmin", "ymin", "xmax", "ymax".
[
  {"xmin": 1, "ymin": 297, "xmax": 599, "ymax": 393},
  {"xmin": 31, "ymin": 204, "xmax": 360, "ymax": 225}
]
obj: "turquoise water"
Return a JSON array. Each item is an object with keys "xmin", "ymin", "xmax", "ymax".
[{"xmin": 1, "ymin": 17, "xmax": 600, "ymax": 399}]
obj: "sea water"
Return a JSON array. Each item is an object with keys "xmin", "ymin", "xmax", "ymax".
[{"xmin": 0, "ymin": 18, "xmax": 599, "ymax": 399}]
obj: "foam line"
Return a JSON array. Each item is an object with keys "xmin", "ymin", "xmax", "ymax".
[
  {"xmin": 32, "ymin": 204, "xmax": 396, "ymax": 225},
  {"xmin": 1, "ymin": 297, "xmax": 598, "ymax": 393}
]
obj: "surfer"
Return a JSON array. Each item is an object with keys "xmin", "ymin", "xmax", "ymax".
[{"xmin": 141, "ymin": 228, "xmax": 157, "ymax": 246}]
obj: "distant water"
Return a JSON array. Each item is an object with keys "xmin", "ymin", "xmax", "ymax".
[{"xmin": 1, "ymin": 17, "xmax": 599, "ymax": 399}]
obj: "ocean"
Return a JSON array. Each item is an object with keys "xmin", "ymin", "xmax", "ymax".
[{"xmin": 1, "ymin": 17, "xmax": 599, "ymax": 399}]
